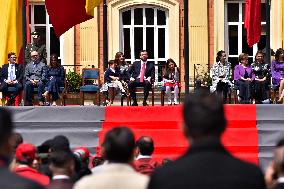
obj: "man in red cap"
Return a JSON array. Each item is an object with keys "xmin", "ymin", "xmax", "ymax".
[{"xmin": 14, "ymin": 143, "xmax": 50, "ymax": 186}]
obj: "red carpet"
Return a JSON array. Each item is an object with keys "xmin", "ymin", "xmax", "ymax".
[{"xmin": 98, "ymin": 105, "xmax": 258, "ymax": 164}]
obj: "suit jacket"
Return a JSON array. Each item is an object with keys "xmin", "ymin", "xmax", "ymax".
[
  {"xmin": 25, "ymin": 61, "xmax": 47, "ymax": 82},
  {"xmin": 274, "ymin": 183, "xmax": 284, "ymax": 189},
  {"xmin": 74, "ymin": 163, "xmax": 149, "ymax": 189},
  {"xmin": 0, "ymin": 167, "xmax": 44, "ymax": 189},
  {"xmin": 129, "ymin": 61, "xmax": 155, "ymax": 81},
  {"xmin": 46, "ymin": 179, "xmax": 73, "ymax": 189},
  {"xmin": 148, "ymin": 139, "xmax": 266, "ymax": 189},
  {"xmin": 0, "ymin": 63, "xmax": 23, "ymax": 83}
]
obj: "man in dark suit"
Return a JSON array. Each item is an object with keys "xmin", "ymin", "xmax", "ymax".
[
  {"xmin": 0, "ymin": 52, "xmax": 23, "ymax": 105},
  {"xmin": 265, "ymin": 139, "xmax": 284, "ymax": 189},
  {"xmin": 0, "ymin": 108, "xmax": 44, "ymax": 189},
  {"xmin": 24, "ymin": 50, "xmax": 47, "ymax": 106},
  {"xmin": 128, "ymin": 50, "xmax": 155, "ymax": 106},
  {"xmin": 148, "ymin": 90, "xmax": 266, "ymax": 189},
  {"xmin": 47, "ymin": 150, "xmax": 75, "ymax": 189}
]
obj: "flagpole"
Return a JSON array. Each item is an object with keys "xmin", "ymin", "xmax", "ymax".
[
  {"xmin": 103, "ymin": 0, "xmax": 108, "ymax": 71},
  {"xmin": 265, "ymin": 0, "xmax": 271, "ymax": 65},
  {"xmin": 22, "ymin": 0, "xmax": 27, "ymax": 64},
  {"xmin": 184, "ymin": 0, "xmax": 189, "ymax": 95}
]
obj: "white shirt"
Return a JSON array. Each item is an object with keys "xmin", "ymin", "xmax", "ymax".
[
  {"xmin": 52, "ymin": 175, "xmax": 70, "ymax": 180},
  {"xmin": 278, "ymin": 177, "xmax": 284, "ymax": 183},
  {"xmin": 136, "ymin": 154, "xmax": 152, "ymax": 160},
  {"xmin": 7, "ymin": 63, "xmax": 16, "ymax": 81}
]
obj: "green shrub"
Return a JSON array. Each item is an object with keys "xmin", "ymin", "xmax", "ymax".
[{"xmin": 66, "ymin": 71, "xmax": 82, "ymax": 92}]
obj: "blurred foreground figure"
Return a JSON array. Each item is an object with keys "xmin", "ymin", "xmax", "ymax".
[
  {"xmin": 0, "ymin": 108, "xmax": 44, "ymax": 189},
  {"xmin": 74, "ymin": 127, "xmax": 149, "ymax": 189},
  {"xmin": 148, "ymin": 90, "xmax": 266, "ymax": 189}
]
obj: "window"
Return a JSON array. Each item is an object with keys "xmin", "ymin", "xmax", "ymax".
[
  {"xmin": 225, "ymin": 1, "xmax": 266, "ymax": 67},
  {"xmin": 29, "ymin": 3, "xmax": 62, "ymax": 64},
  {"xmin": 120, "ymin": 7, "xmax": 169, "ymax": 82}
]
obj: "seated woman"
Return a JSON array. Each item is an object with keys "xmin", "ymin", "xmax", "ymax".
[
  {"xmin": 163, "ymin": 58, "xmax": 180, "ymax": 105},
  {"xmin": 114, "ymin": 52, "xmax": 129, "ymax": 93},
  {"xmin": 234, "ymin": 53, "xmax": 255, "ymax": 104},
  {"xmin": 210, "ymin": 50, "xmax": 232, "ymax": 103},
  {"xmin": 272, "ymin": 48, "xmax": 284, "ymax": 103},
  {"xmin": 101, "ymin": 60, "xmax": 126, "ymax": 105},
  {"xmin": 42, "ymin": 54, "xmax": 64, "ymax": 106},
  {"xmin": 251, "ymin": 51, "xmax": 270, "ymax": 104}
]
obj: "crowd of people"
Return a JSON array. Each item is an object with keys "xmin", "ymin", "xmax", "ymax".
[
  {"xmin": 211, "ymin": 49, "xmax": 284, "ymax": 104},
  {"xmin": 0, "ymin": 91, "xmax": 284, "ymax": 189}
]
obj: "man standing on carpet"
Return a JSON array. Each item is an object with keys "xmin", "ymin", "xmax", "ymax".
[
  {"xmin": 128, "ymin": 50, "xmax": 155, "ymax": 106},
  {"xmin": 134, "ymin": 136, "xmax": 160, "ymax": 175},
  {"xmin": 0, "ymin": 108, "xmax": 44, "ymax": 189},
  {"xmin": 148, "ymin": 90, "xmax": 266, "ymax": 189}
]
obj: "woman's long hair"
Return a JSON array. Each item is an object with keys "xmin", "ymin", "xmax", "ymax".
[
  {"xmin": 163, "ymin": 58, "xmax": 180, "ymax": 77},
  {"xmin": 275, "ymin": 48, "xmax": 284, "ymax": 63},
  {"xmin": 216, "ymin": 50, "xmax": 225, "ymax": 62},
  {"xmin": 49, "ymin": 53, "xmax": 60, "ymax": 68},
  {"xmin": 114, "ymin": 52, "xmax": 127, "ymax": 67}
]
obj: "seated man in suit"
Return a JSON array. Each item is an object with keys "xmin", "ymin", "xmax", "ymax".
[
  {"xmin": 128, "ymin": 50, "xmax": 155, "ymax": 106},
  {"xmin": 24, "ymin": 51, "xmax": 47, "ymax": 106},
  {"xmin": 0, "ymin": 52, "xmax": 23, "ymax": 105}
]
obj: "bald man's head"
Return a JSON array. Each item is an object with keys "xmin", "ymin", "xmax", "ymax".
[{"xmin": 136, "ymin": 136, "xmax": 154, "ymax": 156}]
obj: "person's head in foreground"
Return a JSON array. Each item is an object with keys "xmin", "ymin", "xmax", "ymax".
[
  {"xmin": 102, "ymin": 126, "xmax": 135, "ymax": 163},
  {"xmin": 183, "ymin": 89, "xmax": 227, "ymax": 142}
]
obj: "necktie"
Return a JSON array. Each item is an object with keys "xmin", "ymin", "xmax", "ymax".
[
  {"xmin": 10, "ymin": 65, "xmax": 14, "ymax": 81},
  {"xmin": 140, "ymin": 63, "xmax": 146, "ymax": 82}
]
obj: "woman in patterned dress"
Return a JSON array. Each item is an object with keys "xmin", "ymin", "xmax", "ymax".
[
  {"xmin": 251, "ymin": 51, "xmax": 270, "ymax": 104},
  {"xmin": 210, "ymin": 50, "xmax": 232, "ymax": 103}
]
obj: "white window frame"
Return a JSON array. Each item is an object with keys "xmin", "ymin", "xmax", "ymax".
[
  {"xmin": 120, "ymin": 6, "xmax": 169, "ymax": 83},
  {"xmin": 225, "ymin": 1, "xmax": 266, "ymax": 61},
  {"xmin": 29, "ymin": 3, "xmax": 63, "ymax": 65}
]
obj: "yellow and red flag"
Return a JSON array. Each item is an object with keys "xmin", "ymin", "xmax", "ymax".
[
  {"xmin": 0, "ymin": 0, "xmax": 24, "ymax": 67},
  {"xmin": 46, "ymin": 0, "xmax": 101, "ymax": 38}
]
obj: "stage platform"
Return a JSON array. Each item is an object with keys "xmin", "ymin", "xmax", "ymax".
[{"xmin": 5, "ymin": 104, "xmax": 284, "ymax": 171}]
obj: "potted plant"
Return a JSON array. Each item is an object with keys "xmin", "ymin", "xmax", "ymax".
[{"xmin": 66, "ymin": 71, "xmax": 82, "ymax": 93}]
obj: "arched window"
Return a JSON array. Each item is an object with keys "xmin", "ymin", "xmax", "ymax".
[{"xmin": 120, "ymin": 7, "xmax": 169, "ymax": 82}]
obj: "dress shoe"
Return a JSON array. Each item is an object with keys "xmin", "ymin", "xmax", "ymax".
[
  {"xmin": 38, "ymin": 101, "xmax": 44, "ymax": 106},
  {"xmin": 131, "ymin": 101, "xmax": 138, "ymax": 106},
  {"xmin": 143, "ymin": 101, "xmax": 148, "ymax": 106}
]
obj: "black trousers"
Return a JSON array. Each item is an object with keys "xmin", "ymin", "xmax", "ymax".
[
  {"xmin": 253, "ymin": 80, "xmax": 268, "ymax": 103},
  {"xmin": 0, "ymin": 82, "xmax": 22, "ymax": 97},
  {"xmin": 128, "ymin": 79, "xmax": 151, "ymax": 103},
  {"xmin": 236, "ymin": 80, "xmax": 252, "ymax": 104},
  {"xmin": 216, "ymin": 81, "xmax": 229, "ymax": 102}
]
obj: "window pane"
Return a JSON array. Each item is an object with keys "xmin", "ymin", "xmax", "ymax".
[
  {"xmin": 261, "ymin": 3, "xmax": 266, "ymax": 22},
  {"xmin": 158, "ymin": 28, "xmax": 165, "ymax": 58},
  {"xmin": 242, "ymin": 26, "xmax": 253, "ymax": 56},
  {"xmin": 158, "ymin": 61, "xmax": 166, "ymax": 81},
  {"xmin": 123, "ymin": 28, "xmax": 131, "ymax": 59},
  {"xmin": 29, "ymin": 5, "xmax": 31, "ymax": 24},
  {"xmin": 228, "ymin": 25, "xmax": 238, "ymax": 55},
  {"xmin": 50, "ymin": 27, "xmax": 60, "ymax": 55},
  {"xmin": 157, "ymin": 10, "xmax": 166, "ymax": 25},
  {"xmin": 228, "ymin": 57, "xmax": 238, "ymax": 69},
  {"xmin": 134, "ymin": 27, "xmax": 143, "ymax": 59},
  {"xmin": 146, "ymin": 27, "xmax": 154, "ymax": 59},
  {"xmin": 134, "ymin": 8, "xmax": 143, "ymax": 25},
  {"xmin": 146, "ymin": 8, "xmax": 154, "ymax": 25},
  {"xmin": 34, "ymin": 5, "xmax": 46, "ymax": 24},
  {"xmin": 122, "ymin": 10, "xmax": 131, "ymax": 25},
  {"xmin": 34, "ymin": 26, "xmax": 46, "ymax": 45},
  {"xmin": 257, "ymin": 25, "xmax": 266, "ymax": 51},
  {"xmin": 228, "ymin": 3, "xmax": 239, "ymax": 22}
]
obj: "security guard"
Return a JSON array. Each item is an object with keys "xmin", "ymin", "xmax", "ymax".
[{"xmin": 25, "ymin": 31, "xmax": 47, "ymax": 65}]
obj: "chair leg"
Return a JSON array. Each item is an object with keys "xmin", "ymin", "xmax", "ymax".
[
  {"xmin": 152, "ymin": 88, "xmax": 154, "ymax": 106},
  {"xmin": 161, "ymin": 91, "xmax": 165, "ymax": 106},
  {"xmin": 96, "ymin": 92, "xmax": 100, "ymax": 106},
  {"xmin": 80, "ymin": 92, "xmax": 84, "ymax": 106}
]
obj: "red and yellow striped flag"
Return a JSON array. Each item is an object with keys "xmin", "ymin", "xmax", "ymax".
[
  {"xmin": 85, "ymin": 0, "xmax": 101, "ymax": 16},
  {"xmin": 0, "ymin": 0, "xmax": 23, "ymax": 67}
]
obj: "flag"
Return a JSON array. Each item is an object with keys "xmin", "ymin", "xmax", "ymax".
[
  {"xmin": 0, "ymin": 0, "xmax": 23, "ymax": 67},
  {"xmin": 46, "ymin": 0, "xmax": 98, "ymax": 38},
  {"xmin": 244, "ymin": 0, "xmax": 261, "ymax": 47},
  {"xmin": 86, "ymin": 0, "xmax": 101, "ymax": 16}
]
